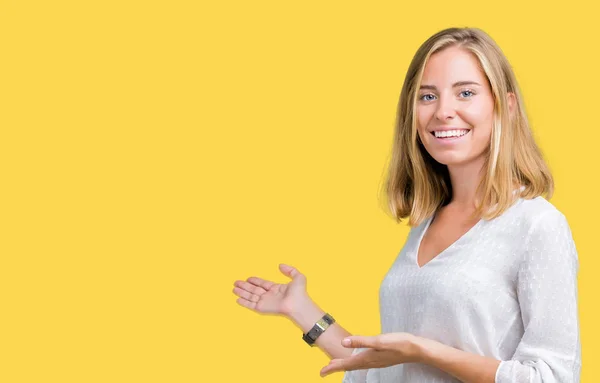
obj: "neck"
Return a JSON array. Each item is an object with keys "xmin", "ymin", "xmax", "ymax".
[{"xmin": 446, "ymin": 156, "xmax": 486, "ymax": 210}]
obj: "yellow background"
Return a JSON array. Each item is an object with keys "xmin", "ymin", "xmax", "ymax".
[{"xmin": 1, "ymin": 0, "xmax": 597, "ymax": 382}]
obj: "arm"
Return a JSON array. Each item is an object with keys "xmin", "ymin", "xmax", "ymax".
[
  {"xmin": 319, "ymin": 332, "xmax": 491, "ymax": 382},
  {"xmin": 494, "ymin": 210, "xmax": 581, "ymax": 382},
  {"xmin": 233, "ymin": 264, "xmax": 356, "ymax": 360},
  {"xmin": 287, "ymin": 297, "xmax": 355, "ymax": 360},
  {"xmin": 416, "ymin": 337, "xmax": 500, "ymax": 383},
  {"xmin": 419, "ymin": 210, "xmax": 581, "ymax": 383},
  {"xmin": 290, "ymin": 301, "xmax": 380, "ymax": 382}
]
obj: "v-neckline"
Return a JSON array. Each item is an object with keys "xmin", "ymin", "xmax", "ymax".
[{"xmin": 414, "ymin": 212, "xmax": 484, "ymax": 269}]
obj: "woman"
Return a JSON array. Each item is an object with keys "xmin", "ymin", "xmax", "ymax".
[{"xmin": 231, "ymin": 27, "xmax": 581, "ymax": 382}]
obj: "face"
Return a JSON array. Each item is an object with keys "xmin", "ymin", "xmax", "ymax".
[{"xmin": 416, "ymin": 46, "xmax": 495, "ymax": 169}]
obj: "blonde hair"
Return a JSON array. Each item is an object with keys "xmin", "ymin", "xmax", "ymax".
[{"xmin": 380, "ymin": 27, "xmax": 553, "ymax": 227}]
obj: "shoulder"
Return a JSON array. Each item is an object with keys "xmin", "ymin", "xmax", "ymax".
[
  {"xmin": 512, "ymin": 195, "xmax": 567, "ymax": 231},
  {"xmin": 515, "ymin": 197, "xmax": 578, "ymax": 267},
  {"xmin": 501, "ymin": 195, "xmax": 574, "ymax": 251},
  {"xmin": 516, "ymin": 195, "xmax": 562, "ymax": 218}
]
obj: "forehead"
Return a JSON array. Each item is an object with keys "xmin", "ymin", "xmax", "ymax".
[{"xmin": 421, "ymin": 46, "xmax": 487, "ymax": 84}]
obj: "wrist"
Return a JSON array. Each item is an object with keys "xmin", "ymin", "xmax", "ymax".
[
  {"xmin": 412, "ymin": 335, "xmax": 436, "ymax": 364},
  {"xmin": 286, "ymin": 297, "xmax": 325, "ymax": 333}
]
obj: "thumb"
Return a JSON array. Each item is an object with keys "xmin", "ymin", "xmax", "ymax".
[
  {"xmin": 342, "ymin": 336, "xmax": 377, "ymax": 349},
  {"xmin": 279, "ymin": 264, "xmax": 305, "ymax": 281}
]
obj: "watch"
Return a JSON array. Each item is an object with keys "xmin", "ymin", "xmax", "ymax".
[{"xmin": 302, "ymin": 313, "xmax": 335, "ymax": 346}]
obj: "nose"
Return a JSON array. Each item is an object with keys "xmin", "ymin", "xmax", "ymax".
[{"xmin": 435, "ymin": 94, "xmax": 457, "ymax": 121}]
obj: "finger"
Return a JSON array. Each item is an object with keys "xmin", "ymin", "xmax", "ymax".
[
  {"xmin": 232, "ymin": 287, "xmax": 259, "ymax": 303},
  {"xmin": 321, "ymin": 351, "xmax": 376, "ymax": 377},
  {"xmin": 279, "ymin": 264, "xmax": 305, "ymax": 281},
  {"xmin": 235, "ymin": 297, "xmax": 258, "ymax": 311},
  {"xmin": 246, "ymin": 276, "xmax": 275, "ymax": 290},
  {"xmin": 320, "ymin": 360, "xmax": 344, "ymax": 377},
  {"xmin": 234, "ymin": 280, "xmax": 267, "ymax": 295},
  {"xmin": 342, "ymin": 335, "xmax": 379, "ymax": 349}
]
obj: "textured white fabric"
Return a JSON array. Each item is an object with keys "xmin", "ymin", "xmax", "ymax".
[{"xmin": 342, "ymin": 195, "xmax": 581, "ymax": 383}]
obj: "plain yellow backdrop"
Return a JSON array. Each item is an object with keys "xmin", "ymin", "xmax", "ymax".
[{"xmin": 1, "ymin": 0, "xmax": 598, "ymax": 382}]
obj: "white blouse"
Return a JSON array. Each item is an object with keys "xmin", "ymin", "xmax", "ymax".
[{"xmin": 342, "ymin": 195, "xmax": 581, "ymax": 383}]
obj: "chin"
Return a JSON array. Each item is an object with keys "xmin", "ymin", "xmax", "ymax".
[
  {"xmin": 432, "ymin": 150, "xmax": 489, "ymax": 169},
  {"xmin": 430, "ymin": 153, "xmax": 465, "ymax": 165},
  {"xmin": 430, "ymin": 153, "xmax": 470, "ymax": 166}
]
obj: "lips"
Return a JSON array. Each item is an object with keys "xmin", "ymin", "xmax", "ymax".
[{"xmin": 431, "ymin": 129, "xmax": 471, "ymax": 144}]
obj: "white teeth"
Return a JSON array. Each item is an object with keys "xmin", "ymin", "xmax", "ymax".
[{"xmin": 434, "ymin": 129, "xmax": 469, "ymax": 138}]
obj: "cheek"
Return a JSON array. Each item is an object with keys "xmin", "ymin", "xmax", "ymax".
[
  {"xmin": 416, "ymin": 129, "xmax": 428, "ymax": 145},
  {"xmin": 460, "ymin": 100, "xmax": 494, "ymax": 126},
  {"xmin": 463, "ymin": 107, "xmax": 494, "ymax": 147},
  {"xmin": 416, "ymin": 107, "xmax": 433, "ymax": 133},
  {"xmin": 471, "ymin": 126, "xmax": 493, "ymax": 148}
]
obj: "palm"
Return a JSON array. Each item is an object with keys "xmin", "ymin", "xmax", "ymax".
[{"xmin": 232, "ymin": 264, "xmax": 308, "ymax": 315}]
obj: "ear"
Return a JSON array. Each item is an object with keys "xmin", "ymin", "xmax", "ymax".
[{"xmin": 507, "ymin": 92, "xmax": 517, "ymax": 118}]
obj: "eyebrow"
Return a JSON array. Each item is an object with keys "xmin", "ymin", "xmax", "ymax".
[{"xmin": 419, "ymin": 81, "xmax": 482, "ymax": 90}]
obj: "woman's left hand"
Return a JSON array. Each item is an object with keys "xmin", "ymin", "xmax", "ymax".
[{"xmin": 319, "ymin": 332, "xmax": 423, "ymax": 377}]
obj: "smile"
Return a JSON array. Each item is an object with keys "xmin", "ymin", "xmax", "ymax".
[{"xmin": 430, "ymin": 129, "xmax": 471, "ymax": 144}]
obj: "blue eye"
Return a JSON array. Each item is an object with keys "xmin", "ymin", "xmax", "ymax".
[{"xmin": 419, "ymin": 90, "xmax": 475, "ymax": 102}]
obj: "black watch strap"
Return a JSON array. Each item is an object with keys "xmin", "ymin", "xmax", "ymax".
[{"xmin": 302, "ymin": 313, "xmax": 335, "ymax": 347}]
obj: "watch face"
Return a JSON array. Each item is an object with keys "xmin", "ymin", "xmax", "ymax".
[{"xmin": 304, "ymin": 314, "xmax": 335, "ymax": 346}]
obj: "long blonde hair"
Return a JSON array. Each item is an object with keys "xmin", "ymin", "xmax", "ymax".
[{"xmin": 380, "ymin": 27, "xmax": 553, "ymax": 227}]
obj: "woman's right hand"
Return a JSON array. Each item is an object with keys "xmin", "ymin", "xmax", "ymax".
[{"xmin": 232, "ymin": 264, "xmax": 310, "ymax": 317}]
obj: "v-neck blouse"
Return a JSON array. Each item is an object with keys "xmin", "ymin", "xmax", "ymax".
[
  {"xmin": 415, "ymin": 212, "xmax": 484, "ymax": 269},
  {"xmin": 342, "ymin": 195, "xmax": 581, "ymax": 383}
]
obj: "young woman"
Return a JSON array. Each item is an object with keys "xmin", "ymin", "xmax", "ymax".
[{"xmin": 231, "ymin": 27, "xmax": 581, "ymax": 383}]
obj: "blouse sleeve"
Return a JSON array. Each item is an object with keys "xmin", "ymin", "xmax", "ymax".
[
  {"xmin": 495, "ymin": 210, "xmax": 581, "ymax": 383},
  {"xmin": 342, "ymin": 347, "xmax": 380, "ymax": 383}
]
